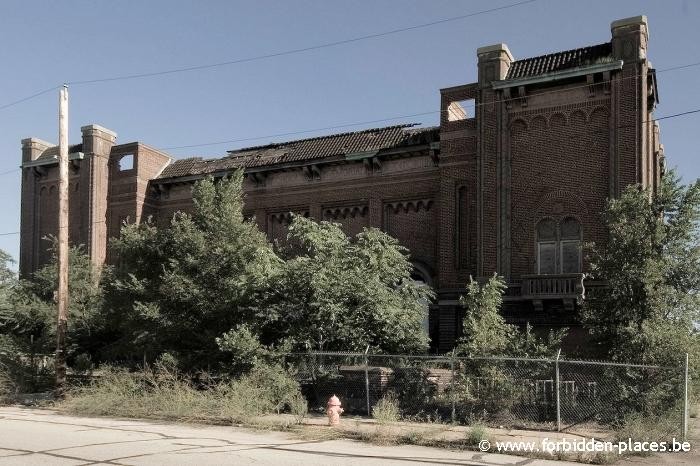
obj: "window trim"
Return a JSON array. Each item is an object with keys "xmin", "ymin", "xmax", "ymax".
[
  {"xmin": 535, "ymin": 217, "xmax": 582, "ymax": 274},
  {"xmin": 537, "ymin": 241, "xmax": 557, "ymax": 274},
  {"xmin": 559, "ymin": 239, "xmax": 582, "ymax": 274}
]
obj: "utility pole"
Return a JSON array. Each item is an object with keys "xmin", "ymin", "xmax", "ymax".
[{"xmin": 55, "ymin": 84, "xmax": 69, "ymax": 397}]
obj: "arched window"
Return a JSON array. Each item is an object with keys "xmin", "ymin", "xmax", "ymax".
[
  {"xmin": 536, "ymin": 219, "xmax": 557, "ymax": 274},
  {"xmin": 560, "ymin": 217, "xmax": 582, "ymax": 273},
  {"xmin": 536, "ymin": 217, "xmax": 582, "ymax": 274},
  {"xmin": 411, "ymin": 265, "xmax": 432, "ymax": 335}
]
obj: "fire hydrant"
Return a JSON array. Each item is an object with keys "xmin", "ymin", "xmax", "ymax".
[{"xmin": 326, "ymin": 395, "xmax": 344, "ymax": 426}]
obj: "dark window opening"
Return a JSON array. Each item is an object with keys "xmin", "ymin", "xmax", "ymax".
[
  {"xmin": 118, "ymin": 154, "xmax": 134, "ymax": 171},
  {"xmin": 536, "ymin": 217, "xmax": 582, "ymax": 274}
]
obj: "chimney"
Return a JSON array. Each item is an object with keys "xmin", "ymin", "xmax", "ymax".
[
  {"xmin": 611, "ymin": 15, "xmax": 649, "ymax": 62},
  {"xmin": 81, "ymin": 124, "xmax": 117, "ymax": 158},
  {"xmin": 21, "ymin": 138, "xmax": 53, "ymax": 164},
  {"xmin": 477, "ymin": 43, "xmax": 513, "ymax": 87}
]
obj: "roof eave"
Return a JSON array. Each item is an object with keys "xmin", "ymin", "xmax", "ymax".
[
  {"xmin": 493, "ymin": 60, "xmax": 624, "ymax": 90},
  {"xmin": 155, "ymin": 143, "xmax": 436, "ymax": 184},
  {"xmin": 22, "ymin": 152, "xmax": 85, "ymax": 168}
]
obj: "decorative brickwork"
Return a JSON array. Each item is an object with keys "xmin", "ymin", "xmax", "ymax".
[{"xmin": 19, "ymin": 16, "xmax": 663, "ymax": 352}]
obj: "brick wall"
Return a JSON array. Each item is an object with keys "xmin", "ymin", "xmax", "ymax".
[{"xmin": 18, "ymin": 17, "xmax": 662, "ymax": 354}]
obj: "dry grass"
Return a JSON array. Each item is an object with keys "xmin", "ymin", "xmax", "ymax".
[
  {"xmin": 372, "ymin": 394, "xmax": 400, "ymax": 425},
  {"xmin": 61, "ymin": 363, "xmax": 307, "ymax": 426}
]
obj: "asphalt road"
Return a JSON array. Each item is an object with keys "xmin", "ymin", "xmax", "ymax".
[{"xmin": 0, "ymin": 407, "xmax": 579, "ymax": 465}]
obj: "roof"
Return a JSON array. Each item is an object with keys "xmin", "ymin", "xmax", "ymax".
[
  {"xmin": 506, "ymin": 42, "xmax": 613, "ymax": 80},
  {"xmin": 158, "ymin": 124, "xmax": 438, "ymax": 179},
  {"xmin": 34, "ymin": 144, "xmax": 83, "ymax": 161}
]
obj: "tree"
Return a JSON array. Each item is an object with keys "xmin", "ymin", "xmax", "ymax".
[
  {"xmin": 582, "ymin": 171, "xmax": 700, "ymax": 365},
  {"xmin": 258, "ymin": 216, "xmax": 432, "ymax": 353},
  {"xmin": 457, "ymin": 274, "xmax": 511, "ymax": 356},
  {"xmin": 457, "ymin": 274, "xmax": 564, "ymax": 358},
  {"xmin": 103, "ymin": 171, "xmax": 281, "ymax": 367},
  {"xmin": 0, "ymin": 245, "xmax": 101, "ymax": 390},
  {"xmin": 22, "ymin": 244, "xmax": 103, "ymax": 357},
  {"xmin": 0, "ymin": 250, "xmax": 16, "ymax": 331}
]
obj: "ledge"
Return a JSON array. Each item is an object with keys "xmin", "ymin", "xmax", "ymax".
[
  {"xmin": 22, "ymin": 152, "xmax": 85, "ymax": 168},
  {"xmin": 492, "ymin": 60, "xmax": 623, "ymax": 90}
]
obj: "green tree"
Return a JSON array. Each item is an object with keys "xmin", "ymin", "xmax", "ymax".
[
  {"xmin": 582, "ymin": 171, "xmax": 700, "ymax": 365},
  {"xmin": 22, "ymin": 245, "xmax": 103, "ymax": 355},
  {"xmin": 0, "ymin": 246, "xmax": 101, "ymax": 390},
  {"xmin": 457, "ymin": 274, "xmax": 564, "ymax": 358},
  {"xmin": 0, "ymin": 250, "xmax": 16, "ymax": 330},
  {"xmin": 103, "ymin": 171, "xmax": 281, "ymax": 367},
  {"xmin": 258, "ymin": 216, "xmax": 432, "ymax": 353}
]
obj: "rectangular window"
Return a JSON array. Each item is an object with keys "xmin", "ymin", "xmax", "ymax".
[
  {"xmin": 560, "ymin": 240, "xmax": 581, "ymax": 273},
  {"xmin": 447, "ymin": 99, "xmax": 474, "ymax": 121},
  {"xmin": 538, "ymin": 242, "xmax": 557, "ymax": 274}
]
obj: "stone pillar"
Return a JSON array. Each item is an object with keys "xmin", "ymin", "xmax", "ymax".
[
  {"xmin": 81, "ymin": 124, "xmax": 117, "ymax": 268},
  {"xmin": 19, "ymin": 138, "xmax": 54, "ymax": 277},
  {"xmin": 610, "ymin": 16, "xmax": 650, "ymax": 194},
  {"xmin": 476, "ymin": 44, "xmax": 512, "ymax": 277},
  {"xmin": 477, "ymin": 43, "xmax": 513, "ymax": 87}
]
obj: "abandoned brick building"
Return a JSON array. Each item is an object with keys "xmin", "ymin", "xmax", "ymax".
[{"xmin": 19, "ymin": 16, "xmax": 663, "ymax": 352}]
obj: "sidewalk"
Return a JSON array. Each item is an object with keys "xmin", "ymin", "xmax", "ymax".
[{"xmin": 0, "ymin": 406, "xmax": 580, "ymax": 465}]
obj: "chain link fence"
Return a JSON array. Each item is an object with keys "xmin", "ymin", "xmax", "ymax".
[{"xmin": 284, "ymin": 351, "xmax": 689, "ymax": 439}]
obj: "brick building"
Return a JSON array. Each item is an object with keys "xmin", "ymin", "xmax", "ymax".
[{"xmin": 19, "ymin": 16, "xmax": 663, "ymax": 352}]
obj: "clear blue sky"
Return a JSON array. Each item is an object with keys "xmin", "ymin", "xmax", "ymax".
[{"xmin": 1, "ymin": 0, "xmax": 698, "ymax": 264}]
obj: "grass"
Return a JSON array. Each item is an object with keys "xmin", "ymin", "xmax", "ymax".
[
  {"xmin": 465, "ymin": 422, "xmax": 488, "ymax": 447},
  {"xmin": 614, "ymin": 410, "xmax": 681, "ymax": 448},
  {"xmin": 61, "ymin": 362, "xmax": 307, "ymax": 426},
  {"xmin": 372, "ymin": 394, "xmax": 400, "ymax": 425},
  {"xmin": 58, "ymin": 362, "xmax": 686, "ymax": 465}
]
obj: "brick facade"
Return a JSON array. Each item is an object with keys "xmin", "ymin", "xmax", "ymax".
[{"xmin": 19, "ymin": 16, "xmax": 664, "ymax": 352}]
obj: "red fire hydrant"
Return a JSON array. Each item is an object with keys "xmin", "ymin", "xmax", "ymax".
[{"xmin": 326, "ymin": 395, "xmax": 344, "ymax": 426}]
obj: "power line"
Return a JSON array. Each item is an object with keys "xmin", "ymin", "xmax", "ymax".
[
  {"xmin": 0, "ymin": 85, "xmax": 60, "ymax": 112},
  {"xmin": 0, "ymin": 168, "xmax": 20, "ymax": 177},
  {"xmin": 161, "ymin": 64, "xmax": 700, "ymax": 151},
  {"xmin": 655, "ymin": 108, "xmax": 700, "ymax": 121},
  {"xmin": 1, "ymin": 110, "xmax": 699, "ymax": 238},
  {"xmin": 65, "ymin": 0, "xmax": 538, "ymax": 85},
  {"xmin": 0, "ymin": 1, "xmax": 537, "ymax": 111},
  {"xmin": 1, "ymin": 60, "xmax": 699, "ymax": 161},
  {"xmin": 162, "ymin": 111, "xmax": 440, "ymax": 150},
  {"xmin": 0, "ymin": 106, "xmax": 698, "ymax": 237}
]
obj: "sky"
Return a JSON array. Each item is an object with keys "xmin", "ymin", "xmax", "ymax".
[{"xmin": 0, "ymin": 0, "xmax": 698, "ymax": 265}]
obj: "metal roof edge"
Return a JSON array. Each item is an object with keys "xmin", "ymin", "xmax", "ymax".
[{"xmin": 493, "ymin": 60, "xmax": 623, "ymax": 89}]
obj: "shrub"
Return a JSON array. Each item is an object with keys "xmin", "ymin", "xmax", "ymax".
[
  {"xmin": 465, "ymin": 422, "xmax": 488, "ymax": 447},
  {"xmin": 71, "ymin": 353, "xmax": 94, "ymax": 376},
  {"xmin": 614, "ymin": 409, "xmax": 682, "ymax": 446},
  {"xmin": 62, "ymin": 362, "xmax": 307, "ymax": 424},
  {"xmin": 373, "ymin": 393, "xmax": 400, "ymax": 424},
  {"xmin": 0, "ymin": 363, "xmax": 17, "ymax": 404},
  {"xmin": 389, "ymin": 366, "xmax": 438, "ymax": 417}
]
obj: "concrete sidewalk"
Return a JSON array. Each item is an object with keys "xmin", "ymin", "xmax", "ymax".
[{"xmin": 0, "ymin": 406, "xmax": 579, "ymax": 465}]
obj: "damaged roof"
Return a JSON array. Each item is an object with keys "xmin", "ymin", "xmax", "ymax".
[
  {"xmin": 506, "ymin": 42, "xmax": 614, "ymax": 80},
  {"xmin": 158, "ymin": 124, "xmax": 438, "ymax": 179}
]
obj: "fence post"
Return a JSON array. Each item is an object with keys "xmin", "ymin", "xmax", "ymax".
[
  {"xmin": 555, "ymin": 349, "xmax": 561, "ymax": 432},
  {"xmin": 364, "ymin": 345, "xmax": 371, "ymax": 416},
  {"xmin": 450, "ymin": 349, "xmax": 456, "ymax": 424},
  {"xmin": 683, "ymin": 352, "xmax": 689, "ymax": 441}
]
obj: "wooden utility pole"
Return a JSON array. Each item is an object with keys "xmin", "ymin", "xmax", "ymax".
[{"xmin": 55, "ymin": 84, "xmax": 69, "ymax": 397}]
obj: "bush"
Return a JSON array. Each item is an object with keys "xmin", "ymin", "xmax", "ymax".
[
  {"xmin": 62, "ymin": 362, "xmax": 307, "ymax": 424},
  {"xmin": 373, "ymin": 393, "xmax": 400, "ymax": 424},
  {"xmin": 614, "ymin": 409, "xmax": 682, "ymax": 445},
  {"xmin": 465, "ymin": 422, "xmax": 488, "ymax": 447},
  {"xmin": 0, "ymin": 363, "xmax": 17, "ymax": 404},
  {"xmin": 389, "ymin": 367, "xmax": 438, "ymax": 417}
]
